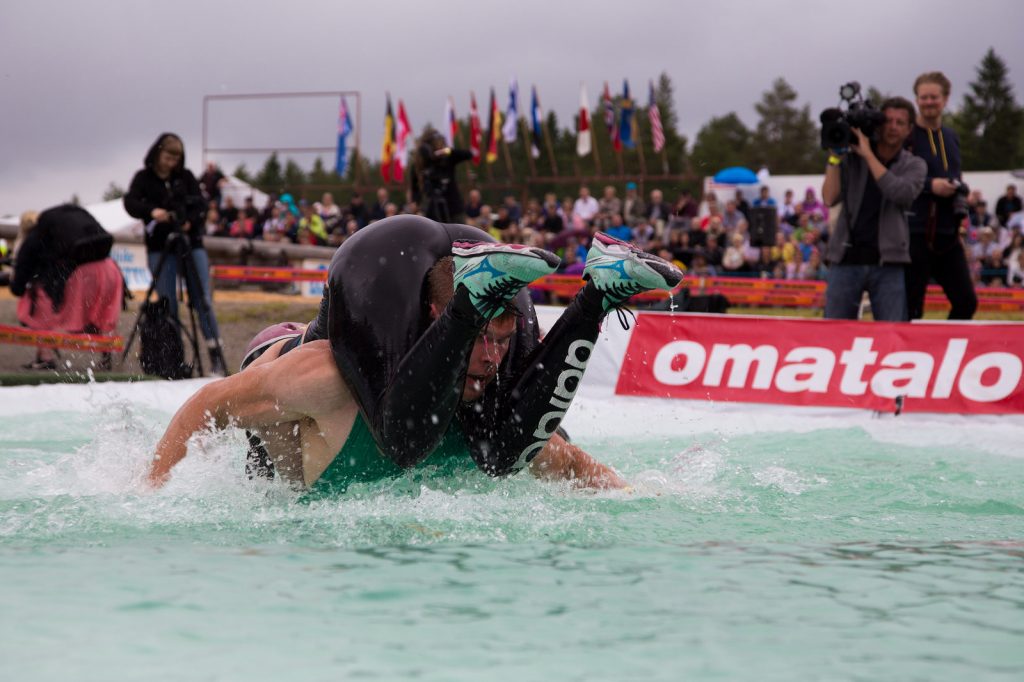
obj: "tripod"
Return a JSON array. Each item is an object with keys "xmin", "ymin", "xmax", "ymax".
[
  {"xmin": 426, "ymin": 183, "xmax": 452, "ymax": 224},
  {"xmin": 121, "ymin": 232, "xmax": 224, "ymax": 377}
]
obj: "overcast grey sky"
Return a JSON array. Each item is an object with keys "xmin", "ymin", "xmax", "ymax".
[{"xmin": 1, "ymin": 0, "xmax": 1020, "ymax": 216}]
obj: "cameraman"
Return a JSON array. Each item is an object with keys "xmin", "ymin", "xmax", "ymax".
[
  {"xmin": 410, "ymin": 130, "xmax": 472, "ymax": 223},
  {"xmin": 905, "ymin": 72, "xmax": 977, "ymax": 320},
  {"xmin": 124, "ymin": 132, "xmax": 226, "ymax": 376},
  {"xmin": 821, "ymin": 97, "xmax": 926, "ymax": 321}
]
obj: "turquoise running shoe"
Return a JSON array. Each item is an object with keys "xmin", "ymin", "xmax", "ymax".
[
  {"xmin": 452, "ymin": 240, "xmax": 561, "ymax": 319},
  {"xmin": 583, "ymin": 232, "xmax": 683, "ymax": 310}
]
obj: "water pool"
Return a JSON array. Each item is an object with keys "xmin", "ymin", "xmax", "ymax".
[{"xmin": 2, "ymin": 380, "xmax": 1023, "ymax": 681}]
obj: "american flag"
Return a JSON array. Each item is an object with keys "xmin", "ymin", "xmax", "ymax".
[{"xmin": 648, "ymin": 80, "xmax": 665, "ymax": 153}]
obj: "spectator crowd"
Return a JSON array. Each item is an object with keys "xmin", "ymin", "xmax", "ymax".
[{"xmin": 199, "ymin": 163, "xmax": 1024, "ymax": 290}]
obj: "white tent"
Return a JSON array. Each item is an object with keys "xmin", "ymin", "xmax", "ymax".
[{"xmin": 0, "ymin": 176, "xmax": 269, "ymax": 240}]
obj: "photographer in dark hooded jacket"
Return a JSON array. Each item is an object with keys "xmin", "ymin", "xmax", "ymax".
[{"xmin": 124, "ymin": 132, "xmax": 226, "ymax": 376}]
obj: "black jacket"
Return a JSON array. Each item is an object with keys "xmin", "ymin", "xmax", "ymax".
[
  {"xmin": 10, "ymin": 204, "xmax": 114, "ymax": 309},
  {"xmin": 907, "ymin": 124, "xmax": 962, "ymax": 239},
  {"xmin": 410, "ymin": 146, "xmax": 473, "ymax": 221},
  {"xmin": 123, "ymin": 133, "xmax": 207, "ymax": 253}
]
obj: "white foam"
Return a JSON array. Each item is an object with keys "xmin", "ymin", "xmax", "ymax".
[{"xmin": 3, "ymin": 379, "xmax": 1024, "ymax": 462}]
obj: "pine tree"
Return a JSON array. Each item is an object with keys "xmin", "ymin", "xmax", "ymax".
[
  {"xmin": 233, "ymin": 164, "xmax": 252, "ymax": 184},
  {"xmin": 691, "ymin": 113, "xmax": 752, "ymax": 175},
  {"xmin": 751, "ymin": 78, "xmax": 820, "ymax": 174},
  {"xmin": 102, "ymin": 182, "xmax": 125, "ymax": 201},
  {"xmin": 283, "ymin": 159, "xmax": 307, "ymax": 194},
  {"xmin": 951, "ymin": 48, "xmax": 1024, "ymax": 171},
  {"xmin": 255, "ymin": 152, "xmax": 284, "ymax": 191},
  {"xmin": 308, "ymin": 157, "xmax": 333, "ymax": 186}
]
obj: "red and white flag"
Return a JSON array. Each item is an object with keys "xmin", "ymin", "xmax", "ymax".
[
  {"xmin": 576, "ymin": 82, "xmax": 592, "ymax": 157},
  {"xmin": 395, "ymin": 100, "xmax": 411, "ymax": 183},
  {"xmin": 603, "ymin": 81, "xmax": 621, "ymax": 152},
  {"xmin": 469, "ymin": 91, "xmax": 481, "ymax": 165}
]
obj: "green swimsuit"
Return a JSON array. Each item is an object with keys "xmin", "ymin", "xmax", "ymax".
[{"xmin": 303, "ymin": 414, "xmax": 474, "ymax": 499}]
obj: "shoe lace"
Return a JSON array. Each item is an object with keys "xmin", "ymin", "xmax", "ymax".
[
  {"xmin": 475, "ymin": 276, "xmax": 525, "ymax": 316},
  {"xmin": 600, "ymin": 280, "xmax": 641, "ymax": 330}
]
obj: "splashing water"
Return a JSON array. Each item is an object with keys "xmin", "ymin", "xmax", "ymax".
[{"xmin": 2, "ymin": 381, "xmax": 1024, "ymax": 680}]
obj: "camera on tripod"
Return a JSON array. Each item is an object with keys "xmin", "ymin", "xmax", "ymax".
[
  {"xmin": 164, "ymin": 193, "xmax": 206, "ymax": 244},
  {"xmin": 819, "ymin": 81, "xmax": 887, "ymax": 150}
]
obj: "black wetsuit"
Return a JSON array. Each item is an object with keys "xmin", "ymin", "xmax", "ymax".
[{"xmin": 291, "ymin": 214, "xmax": 606, "ymax": 477}]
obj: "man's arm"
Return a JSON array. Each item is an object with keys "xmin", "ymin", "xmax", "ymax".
[
  {"xmin": 822, "ymin": 156, "xmax": 843, "ymax": 207},
  {"xmin": 147, "ymin": 340, "xmax": 344, "ymax": 487},
  {"xmin": 529, "ymin": 433, "xmax": 627, "ymax": 489},
  {"xmin": 850, "ymin": 129, "xmax": 926, "ymax": 208}
]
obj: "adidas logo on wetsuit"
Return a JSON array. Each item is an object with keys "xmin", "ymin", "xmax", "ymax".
[{"xmin": 453, "ymin": 241, "xmax": 561, "ymax": 319}]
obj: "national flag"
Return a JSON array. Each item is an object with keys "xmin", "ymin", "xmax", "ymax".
[
  {"xmin": 485, "ymin": 87, "xmax": 502, "ymax": 164},
  {"xmin": 444, "ymin": 96, "xmax": 457, "ymax": 148},
  {"xmin": 502, "ymin": 78, "xmax": 518, "ymax": 143},
  {"xmin": 648, "ymin": 79, "xmax": 666, "ymax": 153},
  {"xmin": 395, "ymin": 100, "xmax": 411, "ymax": 183},
  {"xmin": 529, "ymin": 85, "xmax": 543, "ymax": 159},
  {"xmin": 576, "ymin": 82, "xmax": 592, "ymax": 157},
  {"xmin": 469, "ymin": 91, "xmax": 482, "ymax": 165},
  {"xmin": 619, "ymin": 79, "xmax": 636, "ymax": 149},
  {"xmin": 603, "ymin": 81, "xmax": 621, "ymax": 152},
  {"xmin": 381, "ymin": 94, "xmax": 395, "ymax": 182},
  {"xmin": 335, "ymin": 96, "xmax": 353, "ymax": 177}
]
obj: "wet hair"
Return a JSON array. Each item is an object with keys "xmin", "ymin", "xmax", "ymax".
[
  {"xmin": 427, "ymin": 256, "xmax": 517, "ymax": 323},
  {"xmin": 913, "ymin": 72, "xmax": 951, "ymax": 98},
  {"xmin": 881, "ymin": 96, "xmax": 916, "ymax": 125}
]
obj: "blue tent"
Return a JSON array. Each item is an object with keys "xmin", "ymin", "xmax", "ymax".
[{"xmin": 713, "ymin": 166, "xmax": 759, "ymax": 184}]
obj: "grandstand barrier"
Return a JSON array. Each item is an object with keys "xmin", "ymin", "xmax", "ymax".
[{"xmin": 210, "ymin": 266, "xmax": 1024, "ymax": 313}]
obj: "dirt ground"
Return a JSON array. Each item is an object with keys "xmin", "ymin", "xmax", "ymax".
[{"xmin": 0, "ymin": 288, "xmax": 321, "ymax": 380}]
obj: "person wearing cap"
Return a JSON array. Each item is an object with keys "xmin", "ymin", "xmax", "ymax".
[
  {"xmin": 971, "ymin": 225, "xmax": 1002, "ymax": 273},
  {"xmin": 623, "ymin": 182, "xmax": 647, "ymax": 227}
]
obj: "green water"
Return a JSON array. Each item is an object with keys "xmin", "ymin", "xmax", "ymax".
[{"xmin": 2, "ymin": 395, "xmax": 1023, "ymax": 681}]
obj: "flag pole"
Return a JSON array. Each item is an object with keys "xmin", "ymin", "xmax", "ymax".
[
  {"xmin": 500, "ymin": 135, "xmax": 515, "ymax": 179},
  {"xmin": 635, "ymin": 113, "xmax": 647, "ymax": 177},
  {"xmin": 454, "ymin": 114, "xmax": 475, "ymax": 196},
  {"xmin": 591, "ymin": 104, "xmax": 604, "ymax": 177},
  {"xmin": 519, "ymin": 117, "xmax": 537, "ymax": 177},
  {"xmin": 542, "ymin": 117, "xmax": 559, "ymax": 176},
  {"xmin": 353, "ymin": 146, "xmax": 363, "ymax": 187}
]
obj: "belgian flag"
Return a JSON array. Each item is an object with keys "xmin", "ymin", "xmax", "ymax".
[
  {"xmin": 381, "ymin": 94, "xmax": 395, "ymax": 182},
  {"xmin": 484, "ymin": 87, "xmax": 502, "ymax": 164}
]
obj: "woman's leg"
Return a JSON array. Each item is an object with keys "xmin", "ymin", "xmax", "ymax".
[{"xmin": 147, "ymin": 250, "xmax": 180, "ymax": 323}]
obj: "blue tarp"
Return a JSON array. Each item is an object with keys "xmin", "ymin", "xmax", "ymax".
[{"xmin": 713, "ymin": 166, "xmax": 759, "ymax": 184}]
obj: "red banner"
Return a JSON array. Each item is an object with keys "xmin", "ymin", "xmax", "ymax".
[{"xmin": 616, "ymin": 314, "xmax": 1024, "ymax": 415}]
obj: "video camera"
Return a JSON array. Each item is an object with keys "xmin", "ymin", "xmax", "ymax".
[
  {"xmin": 951, "ymin": 179, "xmax": 971, "ymax": 221},
  {"xmin": 819, "ymin": 81, "xmax": 886, "ymax": 150}
]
